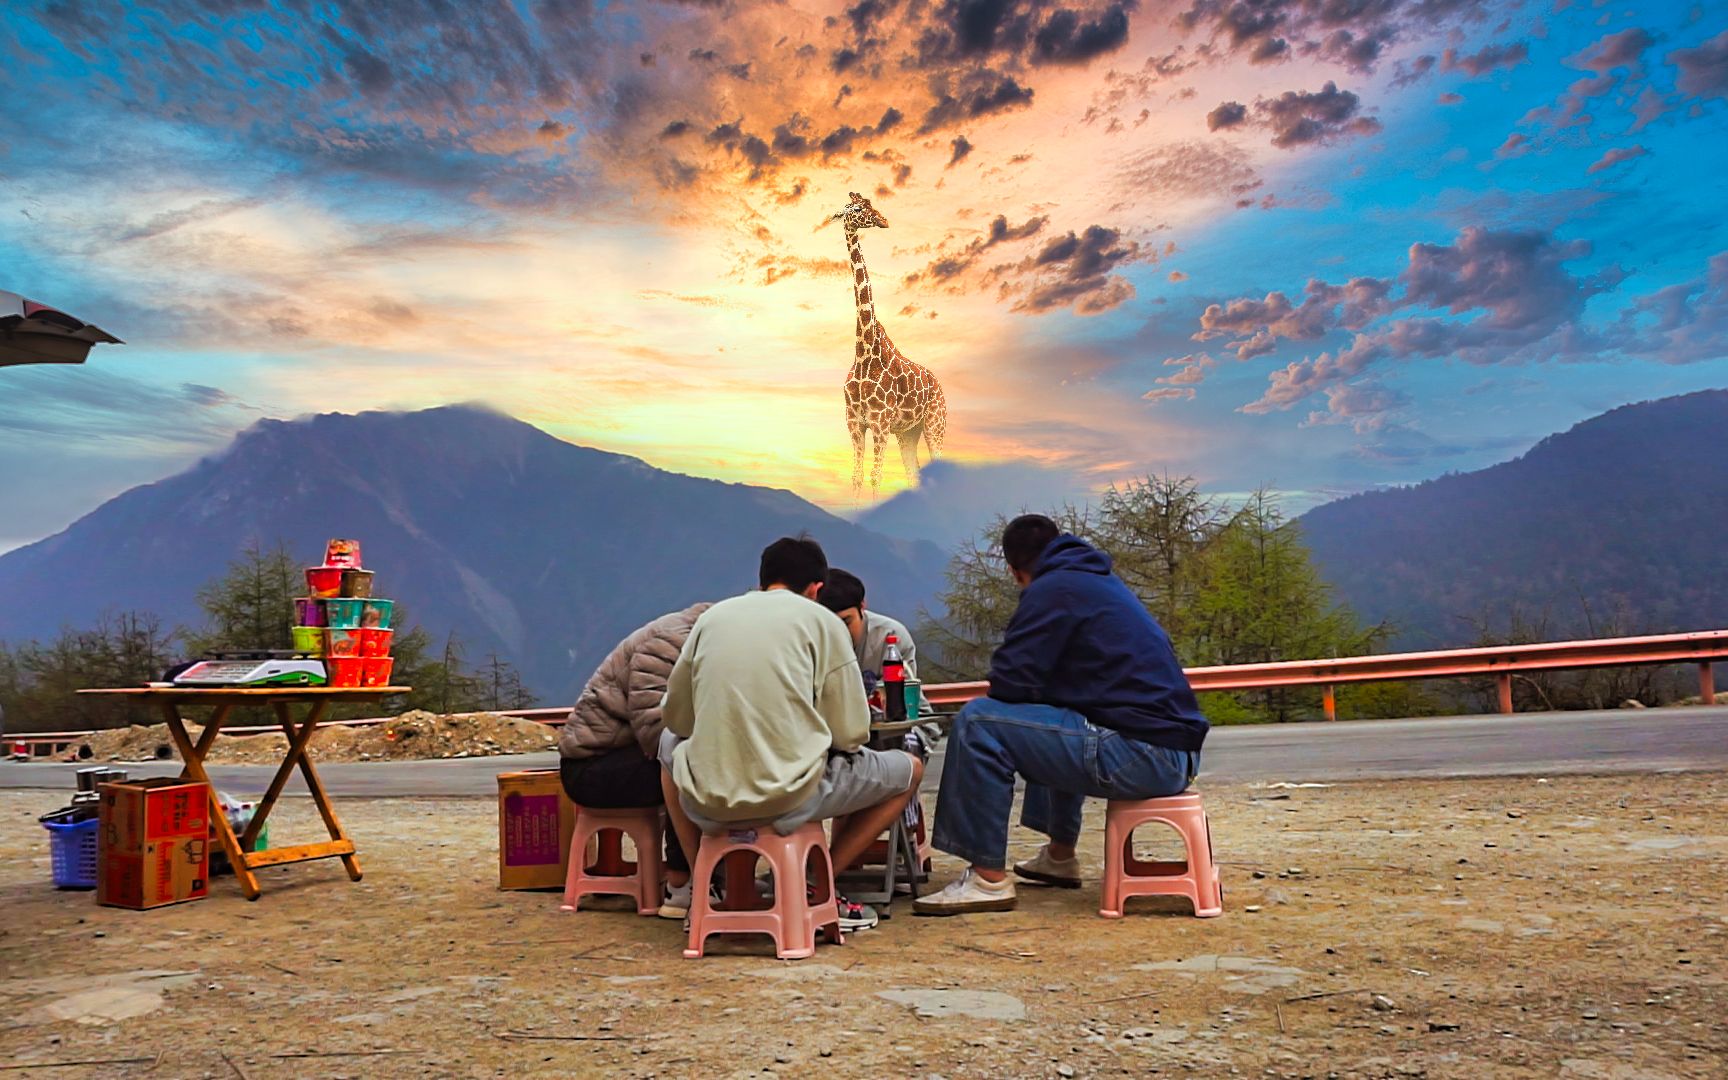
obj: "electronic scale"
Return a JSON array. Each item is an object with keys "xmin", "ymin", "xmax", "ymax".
[{"xmin": 171, "ymin": 650, "xmax": 327, "ymax": 687}]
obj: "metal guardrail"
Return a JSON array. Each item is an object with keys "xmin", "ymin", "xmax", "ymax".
[
  {"xmin": 10, "ymin": 630, "xmax": 1725, "ymax": 757},
  {"xmin": 920, "ymin": 630, "xmax": 1728, "ymax": 720}
]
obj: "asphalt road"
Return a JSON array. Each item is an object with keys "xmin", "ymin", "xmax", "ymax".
[{"xmin": 5, "ymin": 706, "xmax": 1726, "ymax": 800}]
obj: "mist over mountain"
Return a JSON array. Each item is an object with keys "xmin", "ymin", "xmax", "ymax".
[
  {"xmin": 1298, "ymin": 390, "xmax": 1728, "ymax": 648},
  {"xmin": 0, "ymin": 405, "xmax": 950, "ymax": 703}
]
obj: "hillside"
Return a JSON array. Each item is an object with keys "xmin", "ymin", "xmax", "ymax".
[
  {"xmin": 0, "ymin": 405, "xmax": 949, "ymax": 702},
  {"xmin": 1298, "ymin": 390, "xmax": 1728, "ymax": 647}
]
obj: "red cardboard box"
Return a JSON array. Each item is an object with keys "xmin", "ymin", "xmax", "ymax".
[
  {"xmin": 99, "ymin": 779, "xmax": 211, "ymax": 909},
  {"xmin": 497, "ymin": 770, "xmax": 581, "ymax": 890}
]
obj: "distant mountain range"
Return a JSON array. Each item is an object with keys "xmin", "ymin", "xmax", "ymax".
[
  {"xmin": 0, "ymin": 406, "xmax": 949, "ymax": 703},
  {"xmin": 1298, "ymin": 389, "xmax": 1728, "ymax": 648}
]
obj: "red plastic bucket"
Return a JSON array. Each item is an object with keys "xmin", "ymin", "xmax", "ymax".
[
  {"xmin": 326, "ymin": 657, "xmax": 364, "ymax": 688},
  {"xmin": 325, "ymin": 628, "xmax": 364, "ymax": 658},
  {"xmin": 361, "ymin": 657, "xmax": 394, "ymax": 687},
  {"xmin": 359, "ymin": 628, "xmax": 393, "ymax": 657},
  {"xmin": 305, "ymin": 567, "xmax": 343, "ymax": 599},
  {"xmin": 324, "ymin": 599, "xmax": 366, "ymax": 629}
]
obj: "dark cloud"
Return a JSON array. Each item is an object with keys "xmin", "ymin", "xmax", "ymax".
[
  {"xmin": 910, "ymin": 1, "xmax": 1138, "ymax": 69},
  {"xmin": 1390, "ymin": 54, "xmax": 1436, "ymax": 88},
  {"xmin": 1231, "ymin": 226, "xmax": 1623, "ymax": 412},
  {"xmin": 1206, "ymin": 100, "xmax": 1247, "ymax": 130},
  {"xmin": 908, "ymin": 213, "xmax": 1048, "ymax": 283},
  {"xmin": 1030, "ymin": 3, "xmax": 1136, "ymax": 66},
  {"xmin": 1572, "ymin": 27, "xmax": 1655, "ymax": 74},
  {"xmin": 1174, "ymin": 0, "xmax": 1493, "ymax": 76},
  {"xmin": 1441, "ymin": 41, "xmax": 1529, "ymax": 77},
  {"xmin": 1671, "ymin": 29, "xmax": 1728, "ymax": 100},
  {"xmin": 1256, "ymin": 82, "xmax": 1381, "ymax": 148},
  {"xmin": 1586, "ymin": 145, "xmax": 1648, "ymax": 174},
  {"xmin": 1011, "ymin": 225, "xmax": 1143, "ymax": 314},
  {"xmin": 948, "ymin": 135, "xmax": 974, "ymax": 166},
  {"xmin": 916, "ymin": 70, "xmax": 1036, "ymax": 134}
]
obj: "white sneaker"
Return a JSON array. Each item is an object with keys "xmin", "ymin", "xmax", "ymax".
[
  {"xmin": 658, "ymin": 879, "xmax": 693, "ymax": 920},
  {"xmin": 1014, "ymin": 845, "xmax": 1082, "ymax": 888},
  {"xmin": 912, "ymin": 869, "xmax": 1017, "ymax": 916}
]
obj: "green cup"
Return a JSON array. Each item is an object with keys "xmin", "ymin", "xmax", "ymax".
[{"xmin": 904, "ymin": 678, "xmax": 922, "ymax": 716}]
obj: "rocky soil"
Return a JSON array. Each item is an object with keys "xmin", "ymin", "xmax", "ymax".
[{"xmin": 1, "ymin": 771, "xmax": 1724, "ymax": 1078}]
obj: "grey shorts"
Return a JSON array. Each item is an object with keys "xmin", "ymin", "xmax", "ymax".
[{"xmin": 658, "ymin": 729, "xmax": 915, "ymax": 836}]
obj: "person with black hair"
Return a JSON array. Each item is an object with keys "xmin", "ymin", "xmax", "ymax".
[
  {"xmin": 914, "ymin": 514, "xmax": 1208, "ymax": 916},
  {"xmin": 658, "ymin": 536, "xmax": 926, "ymax": 932},
  {"xmin": 817, "ymin": 568, "xmax": 932, "ymax": 733}
]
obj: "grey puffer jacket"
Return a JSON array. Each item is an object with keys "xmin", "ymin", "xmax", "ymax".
[{"xmin": 557, "ymin": 602, "xmax": 713, "ymax": 760}]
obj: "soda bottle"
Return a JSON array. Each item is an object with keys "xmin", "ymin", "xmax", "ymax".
[{"xmin": 883, "ymin": 634, "xmax": 907, "ymax": 723}]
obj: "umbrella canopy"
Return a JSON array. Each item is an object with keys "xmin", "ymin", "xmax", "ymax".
[{"xmin": 0, "ymin": 290, "xmax": 123, "ymax": 367}]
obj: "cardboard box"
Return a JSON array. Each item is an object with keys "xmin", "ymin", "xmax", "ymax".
[
  {"xmin": 99, "ymin": 837, "xmax": 209, "ymax": 909},
  {"xmin": 99, "ymin": 778, "xmax": 210, "ymax": 855},
  {"xmin": 98, "ymin": 778, "xmax": 211, "ymax": 909},
  {"xmin": 497, "ymin": 769, "xmax": 580, "ymax": 890}
]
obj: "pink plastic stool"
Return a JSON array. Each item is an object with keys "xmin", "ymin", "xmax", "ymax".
[
  {"xmin": 683, "ymin": 821, "xmax": 842, "ymax": 959},
  {"xmin": 561, "ymin": 805, "xmax": 664, "ymax": 916},
  {"xmin": 1101, "ymin": 792, "xmax": 1223, "ymax": 919}
]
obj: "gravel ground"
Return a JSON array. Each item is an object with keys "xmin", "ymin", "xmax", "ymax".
[{"xmin": 1, "ymin": 771, "xmax": 1724, "ymax": 1079}]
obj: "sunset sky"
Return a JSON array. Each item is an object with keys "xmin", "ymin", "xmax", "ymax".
[{"xmin": 3, "ymin": 0, "xmax": 1726, "ymax": 552}]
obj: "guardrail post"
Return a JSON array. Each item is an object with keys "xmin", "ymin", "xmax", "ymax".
[
  {"xmin": 1701, "ymin": 662, "xmax": 1716, "ymax": 706},
  {"xmin": 1323, "ymin": 685, "xmax": 1337, "ymax": 722},
  {"xmin": 1496, "ymin": 673, "xmax": 1514, "ymax": 715}
]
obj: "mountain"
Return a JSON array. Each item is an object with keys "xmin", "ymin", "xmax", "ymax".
[
  {"xmin": 1298, "ymin": 390, "xmax": 1728, "ymax": 648},
  {"xmin": 0, "ymin": 406, "xmax": 950, "ymax": 703},
  {"xmin": 853, "ymin": 459, "xmax": 1094, "ymax": 553}
]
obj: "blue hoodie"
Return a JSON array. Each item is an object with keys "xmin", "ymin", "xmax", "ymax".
[{"xmin": 987, "ymin": 534, "xmax": 1208, "ymax": 751}]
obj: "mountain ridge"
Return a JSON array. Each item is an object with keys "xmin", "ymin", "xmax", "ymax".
[{"xmin": 0, "ymin": 405, "xmax": 949, "ymax": 702}]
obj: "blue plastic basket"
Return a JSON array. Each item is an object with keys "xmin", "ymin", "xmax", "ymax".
[{"xmin": 43, "ymin": 817, "xmax": 100, "ymax": 889}]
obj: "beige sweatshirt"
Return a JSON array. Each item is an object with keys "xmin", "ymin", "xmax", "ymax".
[{"xmin": 662, "ymin": 588, "xmax": 870, "ymax": 823}]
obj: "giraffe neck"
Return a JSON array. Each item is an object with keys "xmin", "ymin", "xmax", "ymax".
[{"xmin": 845, "ymin": 227, "xmax": 882, "ymax": 370}]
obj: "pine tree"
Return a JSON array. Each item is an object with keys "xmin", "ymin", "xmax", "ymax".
[{"xmin": 187, "ymin": 539, "xmax": 300, "ymax": 654}]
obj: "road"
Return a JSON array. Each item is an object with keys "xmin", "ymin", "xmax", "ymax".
[{"xmin": 5, "ymin": 706, "xmax": 1726, "ymax": 799}]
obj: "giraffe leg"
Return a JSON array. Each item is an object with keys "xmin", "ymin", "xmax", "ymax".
[
  {"xmin": 870, "ymin": 426, "xmax": 887, "ymax": 498},
  {"xmin": 897, "ymin": 427, "xmax": 923, "ymax": 487},
  {"xmin": 924, "ymin": 395, "xmax": 947, "ymax": 458},
  {"xmin": 848, "ymin": 414, "xmax": 867, "ymax": 499}
]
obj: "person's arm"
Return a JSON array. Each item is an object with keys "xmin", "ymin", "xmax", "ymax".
[
  {"xmin": 660, "ymin": 626, "xmax": 699, "ymax": 738},
  {"xmin": 818, "ymin": 654, "xmax": 871, "ymax": 752},
  {"xmin": 986, "ymin": 580, "xmax": 1079, "ymax": 703}
]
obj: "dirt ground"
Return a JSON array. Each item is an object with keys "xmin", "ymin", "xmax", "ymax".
[
  {"xmin": 2, "ymin": 771, "xmax": 1724, "ymax": 1079},
  {"xmin": 69, "ymin": 711, "xmax": 557, "ymax": 766}
]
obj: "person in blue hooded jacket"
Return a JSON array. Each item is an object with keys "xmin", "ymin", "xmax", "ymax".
[{"xmin": 915, "ymin": 513, "xmax": 1208, "ymax": 915}]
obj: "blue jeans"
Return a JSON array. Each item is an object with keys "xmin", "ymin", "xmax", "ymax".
[{"xmin": 931, "ymin": 698, "xmax": 1200, "ymax": 870}]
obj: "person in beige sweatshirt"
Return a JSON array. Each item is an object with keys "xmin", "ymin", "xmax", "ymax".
[{"xmin": 658, "ymin": 536, "xmax": 924, "ymax": 930}]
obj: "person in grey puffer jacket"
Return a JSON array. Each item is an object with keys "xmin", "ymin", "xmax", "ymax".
[{"xmin": 559, "ymin": 601, "xmax": 712, "ymax": 917}]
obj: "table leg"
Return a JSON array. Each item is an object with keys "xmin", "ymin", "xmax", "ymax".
[
  {"xmin": 896, "ymin": 812, "xmax": 925, "ymax": 898},
  {"xmin": 244, "ymin": 701, "xmax": 326, "ymax": 846},
  {"xmin": 268, "ymin": 701, "xmax": 363, "ymax": 883},
  {"xmin": 157, "ymin": 701, "xmax": 260, "ymax": 901}
]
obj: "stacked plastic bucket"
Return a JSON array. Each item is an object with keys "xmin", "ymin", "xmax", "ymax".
[{"xmin": 289, "ymin": 539, "xmax": 396, "ymax": 687}]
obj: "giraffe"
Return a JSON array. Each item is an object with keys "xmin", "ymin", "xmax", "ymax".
[{"xmin": 830, "ymin": 192, "xmax": 947, "ymax": 499}]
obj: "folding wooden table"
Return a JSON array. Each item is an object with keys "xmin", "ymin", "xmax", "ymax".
[{"xmin": 77, "ymin": 686, "xmax": 408, "ymax": 900}]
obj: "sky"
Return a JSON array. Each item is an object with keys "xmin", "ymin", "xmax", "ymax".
[{"xmin": 2, "ymin": 0, "xmax": 1726, "ymax": 553}]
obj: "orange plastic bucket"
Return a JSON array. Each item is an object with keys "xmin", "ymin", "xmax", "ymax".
[
  {"xmin": 359, "ymin": 628, "xmax": 393, "ymax": 657},
  {"xmin": 361, "ymin": 657, "xmax": 394, "ymax": 687},
  {"xmin": 326, "ymin": 657, "xmax": 364, "ymax": 688},
  {"xmin": 325, "ymin": 629, "xmax": 364, "ymax": 658}
]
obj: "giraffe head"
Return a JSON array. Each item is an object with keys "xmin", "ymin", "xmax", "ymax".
[{"xmin": 831, "ymin": 192, "xmax": 889, "ymax": 232}]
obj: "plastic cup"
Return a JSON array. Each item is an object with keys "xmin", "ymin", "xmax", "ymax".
[
  {"xmin": 361, "ymin": 657, "xmax": 394, "ymax": 687},
  {"xmin": 326, "ymin": 657, "xmax": 364, "ymax": 688},
  {"xmin": 325, "ymin": 628, "xmax": 364, "ymax": 658},
  {"xmin": 324, "ymin": 599, "xmax": 366, "ymax": 629},
  {"xmin": 904, "ymin": 678, "xmax": 922, "ymax": 716},
  {"xmin": 290, "ymin": 626, "xmax": 324, "ymax": 656},
  {"xmin": 323, "ymin": 538, "xmax": 362, "ymax": 569},
  {"xmin": 359, "ymin": 628, "xmax": 393, "ymax": 657},
  {"xmin": 305, "ymin": 567, "xmax": 343, "ymax": 599},
  {"xmin": 360, "ymin": 598, "xmax": 394, "ymax": 629}
]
